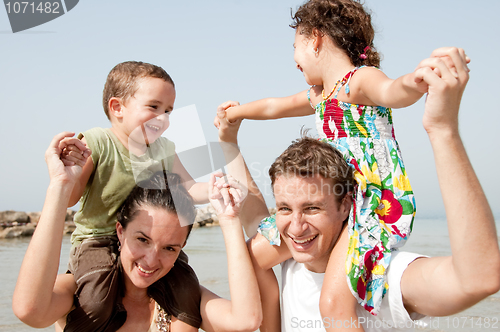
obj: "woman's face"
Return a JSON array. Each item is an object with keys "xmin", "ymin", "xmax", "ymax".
[{"xmin": 116, "ymin": 206, "xmax": 188, "ymax": 290}]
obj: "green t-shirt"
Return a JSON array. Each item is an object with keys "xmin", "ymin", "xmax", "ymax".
[{"xmin": 71, "ymin": 128, "xmax": 176, "ymax": 246}]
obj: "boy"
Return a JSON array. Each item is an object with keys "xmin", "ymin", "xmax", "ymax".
[{"xmin": 61, "ymin": 61, "xmax": 208, "ymax": 331}]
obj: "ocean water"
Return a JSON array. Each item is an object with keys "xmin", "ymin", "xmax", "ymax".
[{"xmin": 1, "ymin": 218, "xmax": 499, "ymax": 331}]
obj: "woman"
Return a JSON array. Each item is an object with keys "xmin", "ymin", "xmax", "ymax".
[{"xmin": 12, "ymin": 132, "xmax": 262, "ymax": 331}]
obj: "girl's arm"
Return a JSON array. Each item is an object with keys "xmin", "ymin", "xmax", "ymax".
[
  {"xmin": 200, "ymin": 174, "xmax": 262, "ymax": 332},
  {"xmin": 13, "ymin": 132, "xmax": 84, "ymax": 327},
  {"xmin": 352, "ymin": 66, "xmax": 427, "ymax": 109},
  {"xmin": 225, "ymin": 89, "xmax": 315, "ymax": 123}
]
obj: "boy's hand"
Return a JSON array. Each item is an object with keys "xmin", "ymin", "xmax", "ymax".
[
  {"xmin": 59, "ymin": 136, "xmax": 91, "ymax": 167},
  {"xmin": 46, "ymin": 132, "xmax": 90, "ymax": 184},
  {"xmin": 209, "ymin": 173, "xmax": 246, "ymax": 218}
]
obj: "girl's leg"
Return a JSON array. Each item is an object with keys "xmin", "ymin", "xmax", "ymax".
[{"xmin": 320, "ymin": 226, "xmax": 364, "ymax": 331}]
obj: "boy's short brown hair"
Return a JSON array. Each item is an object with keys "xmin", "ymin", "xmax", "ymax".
[
  {"xmin": 102, "ymin": 61, "xmax": 174, "ymax": 119},
  {"xmin": 269, "ymin": 134, "xmax": 354, "ymax": 202}
]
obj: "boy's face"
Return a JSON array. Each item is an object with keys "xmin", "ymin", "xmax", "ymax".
[{"xmin": 121, "ymin": 77, "xmax": 176, "ymax": 147}]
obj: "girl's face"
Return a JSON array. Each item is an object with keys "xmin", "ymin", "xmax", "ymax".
[
  {"xmin": 293, "ymin": 29, "xmax": 321, "ymax": 86},
  {"xmin": 117, "ymin": 206, "xmax": 188, "ymax": 290}
]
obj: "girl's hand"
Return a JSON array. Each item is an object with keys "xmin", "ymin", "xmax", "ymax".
[
  {"xmin": 414, "ymin": 47, "xmax": 469, "ymax": 134},
  {"xmin": 214, "ymin": 101, "xmax": 242, "ymax": 144},
  {"xmin": 45, "ymin": 132, "xmax": 90, "ymax": 184},
  {"xmin": 209, "ymin": 173, "xmax": 247, "ymax": 218}
]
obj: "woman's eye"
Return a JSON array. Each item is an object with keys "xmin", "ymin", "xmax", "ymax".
[
  {"xmin": 149, "ymin": 105, "xmax": 158, "ymax": 109},
  {"xmin": 137, "ymin": 237, "xmax": 148, "ymax": 243},
  {"xmin": 164, "ymin": 246, "xmax": 176, "ymax": 252}
]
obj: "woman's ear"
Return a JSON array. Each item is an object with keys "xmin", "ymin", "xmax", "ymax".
[{"xmin": 116, "ymin": 222, "xmax": 124, "ymax": 242}]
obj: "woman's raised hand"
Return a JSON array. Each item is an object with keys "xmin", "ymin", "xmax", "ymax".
[{"xmin": 209, "ymin": 172, "xmax": 247, "ymax": 219}]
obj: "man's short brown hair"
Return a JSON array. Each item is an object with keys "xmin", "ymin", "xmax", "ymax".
[
  {"xmin": 102, "ymin": 61, "xmax": 174, "ymax": 119},
  {"xmin": 269, "ymin": 135, "xmax": 354, "ymax": 202}
]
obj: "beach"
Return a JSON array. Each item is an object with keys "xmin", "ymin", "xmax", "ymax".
[{"xmin": 1, "ymin": 217, "xmax": 499, "ymax": 331}]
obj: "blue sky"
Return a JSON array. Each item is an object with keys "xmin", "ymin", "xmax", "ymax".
[{"xmin": 1, "ymin": 0, "xmax": 499, "ymax": 218}]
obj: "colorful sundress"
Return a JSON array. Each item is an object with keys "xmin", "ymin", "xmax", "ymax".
[{"xmin": 258, "ymin": 67, "xmax": 416, "ymax": 315}]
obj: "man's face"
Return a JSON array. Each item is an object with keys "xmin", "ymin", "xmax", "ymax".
[{"xmin": 274, "ymin": 174, "xmax": 350, "ymax": 273}]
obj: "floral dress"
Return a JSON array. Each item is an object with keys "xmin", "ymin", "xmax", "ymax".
[{"xmin": 258, "ymin": 67, "xmax": 416, "ymax": 315}]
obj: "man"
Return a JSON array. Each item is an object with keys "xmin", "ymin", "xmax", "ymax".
[{"xmin": 215, "ymin": 47, "xmax": 500, "ymax": 331}]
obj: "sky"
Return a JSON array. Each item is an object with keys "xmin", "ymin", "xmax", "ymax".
[{"xmin": 1, "ymin": 0, "xmax": 499, "ymax": 219}]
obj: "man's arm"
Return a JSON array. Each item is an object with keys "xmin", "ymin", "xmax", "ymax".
[{"xmin": 400, "ymin": 47, "xmax": 500, "ymax": 316}]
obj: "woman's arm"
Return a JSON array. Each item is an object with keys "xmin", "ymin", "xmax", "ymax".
[
  {"xmin": 13, "ymin": 132, "xmax": 85, "ymax": 327},
  {"xmin": 225, "ymin": 89, "xmax": 314, "ymax": 123},
  {"xmin": 200, "ymin": 174, "xmax": 263, "ymax": 332}
]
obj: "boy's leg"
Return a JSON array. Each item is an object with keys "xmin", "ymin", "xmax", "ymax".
[
  {"xmin": 148, "ymin": 250, "xmax": 203, "ymax": 328},
  {"xmin": 65, "ymin": 236, "xmax": 122, "ymax": 332},
  {"xmin": 320, "ymin": 226, "xmax": 364, "ymax": 331}
]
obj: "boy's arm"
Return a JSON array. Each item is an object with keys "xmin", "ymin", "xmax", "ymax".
[
  {"xmin": 171, "ymin": 153, "xmax": 210, "ymax": 204},
  {"xmin": 225, "ymin": 89, "xmax": 315, "ymax": 124},
  {"xmin": 354, "ymin": 66, "xmax": 427, "ymax": 109},
  {"xmin": 399, "ymin": 48, "xmax": 500, "ymax": 316}
]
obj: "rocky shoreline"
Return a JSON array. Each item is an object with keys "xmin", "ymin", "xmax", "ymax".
[{"xmin": 0, "ymin": 206, "xmax": 276, "ymax": 239}]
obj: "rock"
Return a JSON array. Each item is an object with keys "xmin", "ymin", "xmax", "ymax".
[
  {"xmin": 0, "ymin": 224, "xmax": 35, "ymax": 239},
  {"xmin": 0, "ymin": 210, "xmax": 30, "ymax": 225},
  {"xmin": 194, "ymin": 204, "xmax": 219, "ymax": 227},
  {"xmin": 64, "ymin": 221, "xmax": 76, "ymax": 235},
  {"xmin": 27, "ymin": 211, "xmax": 42, "ymax": 225},
  {"xmin": 65, "ymin": 209, "xmax": 76, "ymax": 221}
]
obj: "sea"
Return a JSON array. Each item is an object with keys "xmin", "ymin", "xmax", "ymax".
[{"xmin": 1, "ymin": 218, "xmax": 499, "ymax": 331}]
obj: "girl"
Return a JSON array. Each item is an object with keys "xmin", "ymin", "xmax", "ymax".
[
  {"xmin": 13, "ymin": 132, "xmax": 262, "ymax": 332},
  {"xmin": 220, "ymin": 0, "xmax": 426, "ymax": 326}
]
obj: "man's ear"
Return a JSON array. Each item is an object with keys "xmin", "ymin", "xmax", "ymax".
[
  {"xmin": 109, "ymin": 97, "xmax": 123, "ymax": 119},
  {"xmin": 340, "ymin": 192, "xmax": 352, "ymax": 219}
]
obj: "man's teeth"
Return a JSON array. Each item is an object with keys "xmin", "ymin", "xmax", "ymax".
[
  {"xmin": 137, "ymin": 264, "xmax": 155, "ymax": 274},
  {"xmin": 293, "ymin": 235, "xmax": 316, "ymax": 244}
]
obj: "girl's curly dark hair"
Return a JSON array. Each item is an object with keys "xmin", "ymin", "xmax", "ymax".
[{"xmin": 291, "ymin": 0, "xmax": 381, "ymax": 67}]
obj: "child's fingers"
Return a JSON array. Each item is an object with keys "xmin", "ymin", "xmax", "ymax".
[
  {"xmin": 59, "ymin": 137, "xmax": 86, "ymax": 151},
  {"xmin": 229, "ymin": 187, "xmax": 244, "ymax": 204},
  {"xmin": 217, "ymin": 100, "xmax": 240, "ymax": 113},
  {"xmin": 220, "ymin": 187, "xmax": 231, "ymax": 207}
]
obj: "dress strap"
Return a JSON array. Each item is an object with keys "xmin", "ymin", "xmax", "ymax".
[
  {"xmin": 334, "ymin": 67, "xmax": 359, "ymax": 98},
  {"xmin": 307, "ymin": 86, "xmax": 316, "ymax": 109}
]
